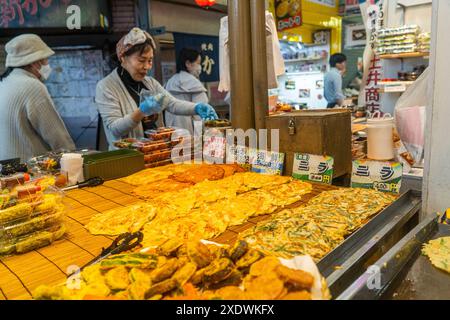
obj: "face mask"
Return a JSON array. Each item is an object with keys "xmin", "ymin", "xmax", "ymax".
[
  {"xmin": 38, "ymin": 64, "xmax": 52, "ymax": 81},
  {"xmin": 190, "ymin": 63, "xmax": 202, "ymax": 78}
]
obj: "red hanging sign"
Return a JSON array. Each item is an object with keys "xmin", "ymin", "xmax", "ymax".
[{"xmin": 195, "ymin": 0, "xmax": 216, "ymax": 8}]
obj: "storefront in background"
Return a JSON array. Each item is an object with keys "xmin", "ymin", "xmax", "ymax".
[{"xmin": 269, "ymin": 0, "xmax": 342, "ymax": 109}]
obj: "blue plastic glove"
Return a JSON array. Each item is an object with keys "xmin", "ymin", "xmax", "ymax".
[
  {"xmin": 195, "ymin": 103, "xmax": 219, "ymax": 121},
  {"xmin": 139, "ymin": 94, "xmax": 165, "ymax": 116}
]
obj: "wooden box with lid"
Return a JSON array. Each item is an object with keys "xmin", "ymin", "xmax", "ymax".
[{"xmin": 266, "ymin": 110, "xmax": 352, "ymax": 178}]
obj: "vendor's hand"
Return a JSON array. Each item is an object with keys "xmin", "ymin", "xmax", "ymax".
[
  {"xmin": 195, "ymin": 103, "xmax": 219, "ymax": 121},
  {"xmin": 139, "ymin": 94, "xmax": 165, "ymax": 116}
]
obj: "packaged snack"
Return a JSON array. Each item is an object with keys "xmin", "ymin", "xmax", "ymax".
[{"xmin": 0, "ymin": 187, "xmax": 66, "ymax": 256}]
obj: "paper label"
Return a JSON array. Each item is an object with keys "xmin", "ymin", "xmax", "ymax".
[
  {"xmin": 293, "ymin": 153, "xmax": 334, "ymax": 185},
  {"xmin": 250, "ymin": 149, "xmax": 285, "ymax": 176},
  {"xmin": 351, "ymin": 160, "xmax": 403, "ymax": 194}
]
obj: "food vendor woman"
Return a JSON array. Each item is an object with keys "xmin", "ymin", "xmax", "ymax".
[
  {"xmin": 0, "ymin": 34, "xmax": 75, "ymax": 162},
  {"xmin": 96, "ymin": 28, "xmax": 218, "ymax": 149}
]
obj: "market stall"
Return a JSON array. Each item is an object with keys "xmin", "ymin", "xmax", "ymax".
[{"xmin": 0, "ymin": 162, "xmax": 420, "ymax": 300}]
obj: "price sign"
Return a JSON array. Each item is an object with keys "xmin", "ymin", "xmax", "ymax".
[
  {"xmin": 203, "ymin": 136, "xmax": 226, "ymax": 163},
  {"xmin": 351, "ymin": 160, "xmax": 403, "ymax": 194},
  {"xmin": 250, "ymin": 149, "xmax": 285, "ymax": 176},
  {"xmin": 226, "ymin": 145, "xmax": 252, "ymax": 171},
  {"xmin": 293, "ymin": 153, "xmax": 334, "ymax": 185}
]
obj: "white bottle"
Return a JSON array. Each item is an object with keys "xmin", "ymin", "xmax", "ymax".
[
  {"xmin": 60, "ymin": 154, "xmax": 84, "ymax": 187},
  {"xmin": 367, "ymin": 113, "xmax": 395, "ymax": 161}
]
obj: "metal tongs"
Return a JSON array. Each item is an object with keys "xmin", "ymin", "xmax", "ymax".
[
  {"xmin": 62, "ymin": 177, "xmax": 104, "ymax": 192},
  {"xmin": 440, "ymin": 210, "xmax": 450, "ymax": 225},
  {"xmin": 69, "ymin": 232, "xmax": 144, "ymax": 277}
]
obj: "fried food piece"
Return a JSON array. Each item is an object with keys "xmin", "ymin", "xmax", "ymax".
[
  {"xmin": 218, "ymin": 164, "xmax": 245, "ymax": 177},
  {"xmin": 249, "ymin": 256, "xmax": 281, "ymax": 277},
  {"xmin": 208, "ymin": 246, "xmax": 230, "ymax": 260},
  {"xmin": 172, "ymin": 262, "xmax": 198, "ymax": 287},
  {"xmin": 207, "ymin": 269, "xmax": 243, "ymax": 290},
  {"xmin": 218, "ymin": 164, "xmax": 237, "ymax": 178},
  {"xmin": 245, "ymin": 273, "xmax": 285, "ymax": 300},
  {"xmin": 100, "ymin": 253, "xmax": 158, "ymax": 270},
  {"xmin": 236, "ymin": 250, "xmax": 263, "ymax": 270},
  {"xmin": 279, "ymin": 291, "xmax": 312, "ymax": 300},
  {"xmin": 104, "ymin": 266, "xmax": 130, "ymax": 291},
  {"xmin": 145, "ymin": 279, "xmax": 177, "ymax": 299},
  {"xmin": 132, "ymin": 179, "xmax": 193, "ymax": 200},
  {"xmin": 86, "ymin": 203, "xmax": 156, "ymax": 236},
  {"xmin": 129, "ymin": 268, "xmax": 151, "ymax": 284},
  {"xmin": 187, "ymin": 241, "xmax": 213, "ymax": 268},
  {"xmin": 214, "ymin": 286, "xmax": 247, "ymax": 300},
  {"xmin": 422, "ymin": 237, "xmax": 450, "ymax": 274},
  {"xmin": 203, "ymin": 258, "xmax": 235, "ymax": 284},
  {"xmin": 170, "ymin": 165, "xmax": 225, "ymax": 184},
  {"xmin": 82, "ymin": 265, "xmax": 104, "ymax": 285},
  {"xmin": 150, "ymin": 258, "xmax": 179, "ymax": 283},
  {"xmin": 229, "ymin": 240, "xmax": 249, "ymax": 262},
  {"xmin": 190, "ymin": 268, "xmax": 206, "ymax": 286},
  {"xmin": 158, "ymin": 238, "xmax": 184, "ymax": 257},
  {"xmin": 274, "ymin": 265, "xmax": 314, "ymax": 291},
  {"xmin": 176, "ymin": 245, "xmax": 187, "ymax": 257}
]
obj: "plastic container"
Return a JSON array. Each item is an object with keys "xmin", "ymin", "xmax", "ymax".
[
  {"xmin": 0, "ymin": 224, "xmax": 66, "ymax": 256},
  {"xmin": 367, "ymin": 113, "xmax": 395, "ymax": 161},
  {"xmin": 60, "ymin": 153, "xmax": 84, "ymax": 187},
  {"xmin": 145, "ymin": 159, "xmax": 173, "ymax": 169},
  {"xmin": 0, "ymin": 187, "xmax": 66, "ymax": 256},
  {"xmin": 144, "ymin": 149, "xmax": 172, "ymax": 163},
  {"xmin": 82, "ymin": 150, "xmax": 145, "ymax": 181},
  {"xmin": 144, "ymin": 127, "xmax": 177, "ymax": 141},
  {"xmin": 114, "ymin": 138, "xmax": 183, "ymax": 154}
]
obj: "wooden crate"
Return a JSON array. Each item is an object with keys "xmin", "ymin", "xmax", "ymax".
[{"xmin": 266, "ymin": 110, "xmax": 352, "ymax": 178}]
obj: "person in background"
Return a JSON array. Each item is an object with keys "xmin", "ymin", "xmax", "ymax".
[
  {"xmin": 324, "ymin": 53, "xmax": 347, "ymax": 109},
  {"xmin": 165, "ymin": 48, "xmax": 208, "ymax": 135},
  {"xmin": 96, "ymin": 28, "xmax": 218, "ymax": 150},
  {"xmin": 0, "ymin": 34, "xmax": 75, "ymax": 161}
]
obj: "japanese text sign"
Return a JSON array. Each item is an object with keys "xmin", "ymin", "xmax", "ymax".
[
  {"xmin": 173, "ymin": 32, "xmax": 219, "ymax": 82},
  {"xmin": 351, "ymin": 160, "xmax": 403, "ymax": 194},
  {"xmin": 293, "ymin": 153, "xmax": 334, "ymax": 185}
]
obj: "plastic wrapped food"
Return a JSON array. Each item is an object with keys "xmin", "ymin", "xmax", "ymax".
[
  {"xmin": 144, "ymin": 160, "xmax": 173, "ymax": 169},
  {"xmin": 114, "ymin": 138, "xmax": 183, "ymax": 154},
  {"xmin": 144, "ymin": 150, "xmax": 172, "ymax": 163},
  {"xmin": 204, "ymin": 119, "xmax": 232, "ymax": 128},
  {"xmin": 144, "ymin": 128, "xmax": 178, "ymax": 141},
  {"xmin": 0, "ymin": 187, "xmax": 66, "ymax": 256},
  {"xmin": 0, "ymin": 224, "xmax": 66, "ymax": 255},
  {"xmin": 0, "ymin": 205, "xmax": 64, "ymax": 239}
]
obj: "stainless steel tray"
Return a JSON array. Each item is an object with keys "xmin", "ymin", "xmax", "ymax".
[
  {"xmin": 336, "ymin": 212, "xmax": 450, "ymax": 300},
  {"xmin": 318, "ymin": 189, "xmax": 422, "ymax": 298}
]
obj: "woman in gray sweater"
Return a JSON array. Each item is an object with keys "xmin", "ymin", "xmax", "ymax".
[
  {"xmin": 0, "ymin": 34, "xmax": 75, "ymax": 162},
  {"xmin": 96, "ymin": 28, "xmax": 218, "ymax": 149}
]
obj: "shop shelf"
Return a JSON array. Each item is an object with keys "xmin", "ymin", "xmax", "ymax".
[
  {"xmin": 379, "ymin": 52, "xmax": 429, "ymax": 59},
  {"xmin": 285, "ymin": 57, "xmax": 325, "ymax": 63}
]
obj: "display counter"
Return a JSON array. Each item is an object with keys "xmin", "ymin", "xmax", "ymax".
[{"xmin": 0, "ymin": 164, "xmax": 422, "ymax": 300}]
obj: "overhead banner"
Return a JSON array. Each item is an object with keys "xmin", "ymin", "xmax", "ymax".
[
  {"xmin": 173, "ymin": 33, "xmax": 220, "ymax": 83},
  {"xmin": 274, "ymin": 0, "xmax": 302, "ymax": 32}
]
